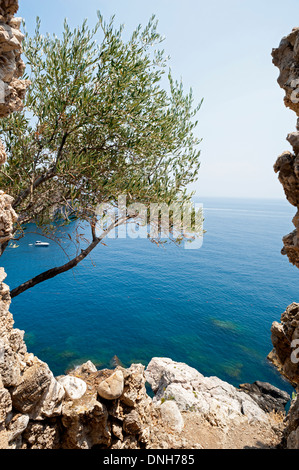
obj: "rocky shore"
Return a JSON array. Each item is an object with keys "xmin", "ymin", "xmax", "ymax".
[{"xmin": 0, "ymin": 270, "xmax": 289, "ymax": 448}]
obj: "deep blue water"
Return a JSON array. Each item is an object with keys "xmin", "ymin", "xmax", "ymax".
[{"xmin": 2, "ymin": 197, "xmax": 298, "ymax": 396}]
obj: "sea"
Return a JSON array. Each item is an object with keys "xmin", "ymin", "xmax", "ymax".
[{"xmin": 2, "ymin": 197, "xmax": 298, "ymax": 396}]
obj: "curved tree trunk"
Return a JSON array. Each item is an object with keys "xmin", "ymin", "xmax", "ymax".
[{"xmin": 10, "ymin": 215, "xmax": 131, "ymax": 298}]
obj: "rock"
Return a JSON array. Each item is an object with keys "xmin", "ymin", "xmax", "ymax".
[
  {"xmin": 0, "ymin": 338, "xmax": 21, "ymax": 387},
  {"xmin": 58, "ymin": 375, "xmax": 87, "ymax": 400},
  {"xmin": 0, "ymin": 192, "xmax": 18, "ymax": 253},
  {"xmin": 0, "ymin": 0, "xmax": 29, "ymax": 255},
  {"xmin": 280, "ymin": 393, "xmax": 299, "ymax": 449},
  {"xmin": 0, "ymin": 386, "xmax": 11, "ymax": 423},
  {"xmin": 123, "ymin": 410, "xmax": 143, "ymax": 435},
  {"xmin": 7, "ymin": 413, "xmax": 29, "ymax": 443},
  {"xmin": 111, "ymin": 435, "xmax": 139, "ymax": 449},
  {"xmin": 73, "ymin": 360, "xmax": 97, "ymax": 374},
  {"xmin": 287, "ymin": 428, "xmax": 299, "ymax": 449},
  {"xmin": 159, "ymin": 400, "xmax": 184, "ymax": 433},
  {"xmin": 239, "ymin": 381, "xmax": 290, "ymax": 414},
  {"xmin": 111, "ymin": 420, "xmax": 123, "ymax": 441},
  {"xmin": 22, "ymin": 422, "xmax": 61, "ymax": 449},
  {"xmin": 287, "ymin": 132, "xmax": 299, "ymax": 155},
  {"xmin": 11, "ymin": 359, "xmax": 65, "ymax": 419},
  {"xmin": 146, "ymin": 358, "xmax": 269, "ymax": 427},
  {"xmin": 110, "ymin": 355, "xmax": 124, "ymax": 368},
  {"xmin": 97, "ymin": 370, "xmax": 124, "ymax": 400},
  {"xmin": 272, "ymin": 28, "xmax": 299, "ymax": 268},
  {"xmin": 145, "ymin": 357, "xmax": 205, "ymax": 393},
  {"xmin": 268, "ymin": 303, "xmax": 299, "ymax": 386},
  {"xmin": 61, "ymin": 395, "xmax": 111, "ymax": 449},
  {"xmin": 121, "ymin": 363, "xmax": 148, "ymax": 407}
]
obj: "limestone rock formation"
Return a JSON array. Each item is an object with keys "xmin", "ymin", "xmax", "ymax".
[
  {"xmin": 0, "ymin": 0, "xmax": 29, "ymax": 122},
  {"xmin": 268, "ymin": 303, "xmax": 299, "ymax": 387},
  {"xmin": 267, "ymin": 302, "xmax": 299, "ymax": 448},
  {"xmin": 272, "ymin": 28, "xmax": 299, "ymax": 268},
  {"xmin": 0, "ymin": 0, "xmax": 290, "ymax": 450},
  {"xmin": 0, "ymin": 0, "xmax": 29, "ymax": 254},
  {"xmin": 145, "ymin": 357, "xmax": 270, "ymax": 428},
  {"xmin": 239, "ymin": 381, "xmax": 290, "ymax": 414},
  {"xmin": 270, "ymin": 28, "xmax": 299, "ymax": 449}
]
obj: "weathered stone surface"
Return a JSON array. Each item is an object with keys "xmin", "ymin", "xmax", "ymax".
[
  {"xmin": 239, "ymin": 381, "xmax": 290, "ymax": 414},
  {"xmin": 72, "ymin": 360, "xmax": 97, "ymax": 375},
  {"xmin": 0, "ymin": 385, "xmax": 11, "ymax": 423},
  {"xmin": 0, "ymin": 191, "xmax": 18, "ymax": 251},
  {"xmin": 280, "ymin": 393, "xmax": 299, "ymax": 449},
  {"xmin": 11, "ymin": 359, "xmax": 65, "ymax": 419},
  {"xmin": 123, "ymin": 410, "xmax": 143, "ymax": 435},
  {"xmin": 0, "ymin": 1, "xmax": 19, "ymax": 21},
  {"xmin": 0, "ymin": 1, "xmax": 29, "ymax": 255},
  {"xmin": 61, "ymin": 395, "xmax": 111, "ymax": 449},
  {"xmin": 268, "ymin": 303, "xmax": 299, "ymax": 386},
  {"xmin": 0, "ymin": 2, "xmax": 29, "ymax": 121},
  {"xmin": 97, "ymin": 370, "xmax": 124, "ymax": 400},
  {"xmin": 121, "ymin": 363, "xmax": 148, "ymax": 407},
  {"xmin": 159, "ymin": 400, "xmax": 184, "ymax": 433},
  {"xmin": 272, "ymin": 28, "xmax": 299, "ymax": 267},
  {"xmin": 270, "ymin": 29, "xmax": 299, "ymax": 449},
  {"xmin": 7, "ymin": 413, "xmax": 29, "ymax": 443},
  {"xmin": 22, "ymin": 421, "xmax": 61, "ymax": 449},
  {"xmin": 146, "ymin": 358, "xmax": 269, "ymax": 427},
  {"xmin": 57, "ymin": 375, "xmax": 87, "ymax": 401}
]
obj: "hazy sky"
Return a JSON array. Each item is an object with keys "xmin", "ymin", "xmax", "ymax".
[{"xmin": 19, "ymin": 0, "xmax": 299, "ymax": 199}]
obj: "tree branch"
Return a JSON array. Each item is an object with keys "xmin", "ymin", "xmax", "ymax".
[
  {"xmin": 10, "ymin": 215, "xmax": 131, "ymax": 298},
  {"xmin": 12, "ymin": 132, "xmax": 69, "ymax": 210}
]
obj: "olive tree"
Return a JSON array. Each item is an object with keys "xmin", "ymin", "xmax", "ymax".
[{"xmin": 0, "ymin": 13, "xmax": 203, "ymax": 298}]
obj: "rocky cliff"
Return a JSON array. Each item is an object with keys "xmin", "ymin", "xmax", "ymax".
[
  {"xmin": 0, "ymin": 0, "xmax": 293, "ymax": 450},
  {"xmin": 269, "ymin": 27, "xmax": 299, "ymax": 449},
  {"xmin": 0, "ymin": 0, "xmax": 28, "ymax": 254},
  {"xmin": 272, "ymin": 28, "xmax": 299, "ymax": 268},
  {"xmin": 0, "ymin": 0, "xmax": 27, "ymax": 122},
  {"xmin": 0, "ymin": 284, "xmax": 285, "ymax": 449}
]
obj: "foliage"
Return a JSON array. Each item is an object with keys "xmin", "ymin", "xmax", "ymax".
[
  {"xmin": 1, "ymin": 13, "xmax": 202, "ymax": 239},
  {"xmin": 0, "ymin": 13, "xmax": 203, "ymax": 296}
]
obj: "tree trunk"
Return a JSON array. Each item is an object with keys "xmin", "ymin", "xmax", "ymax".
[{"xmin": 10, "ymin": 216, "xmax": 131, "ymax": 298}]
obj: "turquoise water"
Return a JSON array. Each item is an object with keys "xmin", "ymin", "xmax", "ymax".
[{"xmin": 2, "ymin": 197, "xmax": 298, "ymax": 395}]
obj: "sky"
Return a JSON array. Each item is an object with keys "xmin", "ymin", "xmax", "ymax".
[{"xmin": 18, "ymin": 0, "xmax": 299, "ymax": 199}]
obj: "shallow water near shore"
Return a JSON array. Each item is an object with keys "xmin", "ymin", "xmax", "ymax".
[{"xmin": 2, "ymin": 197, "xmax": 298, "ymax": 396}]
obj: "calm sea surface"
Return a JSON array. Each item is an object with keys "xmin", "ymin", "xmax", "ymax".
[{"xmin": 2, "ymin": 197, "xmax": 298, "ymax": 395}]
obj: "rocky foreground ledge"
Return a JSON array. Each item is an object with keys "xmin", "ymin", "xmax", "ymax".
[{"xmin": 0, "ymin": 264, "xmax": 290, "ymax": 449}]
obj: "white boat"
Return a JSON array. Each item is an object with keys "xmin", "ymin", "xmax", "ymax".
[{"xmin": 35, "ymin": 240, "xmax": 50, "ymax": 247}]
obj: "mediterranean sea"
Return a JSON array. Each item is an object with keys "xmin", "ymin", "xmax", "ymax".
[{"xmin": 2, "ymin": 197, "xmax": 298, "ymax": 395}]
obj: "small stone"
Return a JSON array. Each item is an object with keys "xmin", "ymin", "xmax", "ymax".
[
  {"xmin": 160, "ymin": 401, "xmax": 184, "ymax": 433},
  {"xmin": 58, "ymin": 376, "xmax": 87, "ymax": 400},
  {"xmin": 97, "ymin": 370, "xmax": 124, "ymax": 400}
]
